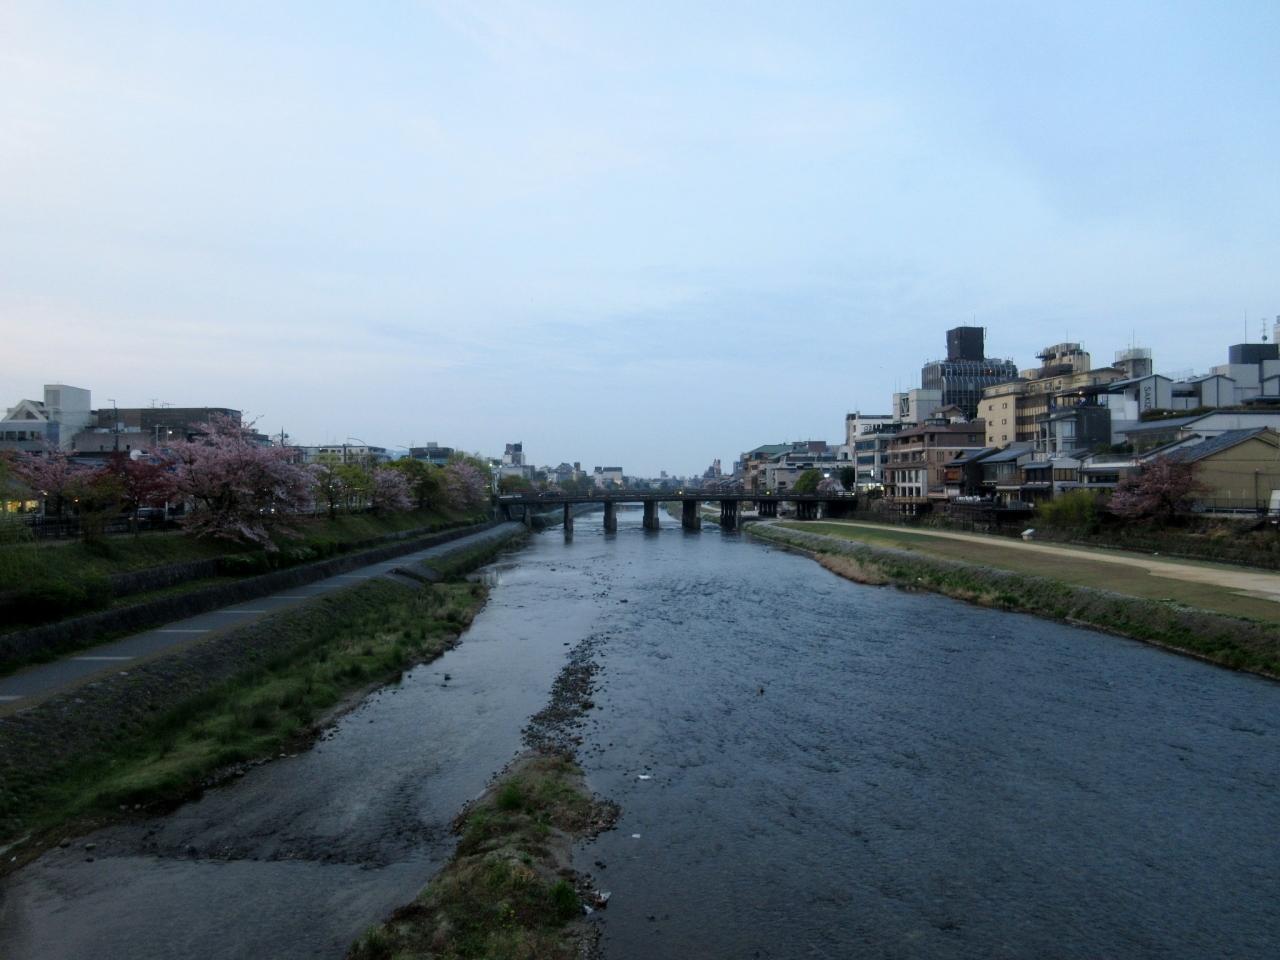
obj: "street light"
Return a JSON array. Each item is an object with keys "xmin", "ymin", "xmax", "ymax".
[
  {"xmin": 107, "ymin": 398, "xmax": 119, "ymax": 453},
  {"xmin": 344, "ymin": 436, "xmax": 372, "ymax": 467}
]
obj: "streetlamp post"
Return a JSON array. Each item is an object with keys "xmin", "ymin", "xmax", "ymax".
[{"xmin": 108, "ymin": 398, "xmax": 119, "ymax": 453}]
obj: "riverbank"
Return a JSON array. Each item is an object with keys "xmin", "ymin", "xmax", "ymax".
[
  {"xmin": 350, "ymin": 613, "xmax": 618, "ymax": 959},
  {"xmin": 349, "ymin": 752, "xmax": 612, "ymax": 960},
  {"xmin": 747, "ymin": 522, "xmax": 1280, "ymax": 679},
  {"xmin": 0, "ymin": 516, "xmax": 497, "ymax": 675},
  {"xmin": 0, "ymin": 527, "xmax": 526, "ymax": 870},
  {"xmin": 0, "ymin": 506, "xmax": 486, "ymax": 638}
]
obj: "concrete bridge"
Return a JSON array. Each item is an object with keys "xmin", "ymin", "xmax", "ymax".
[{"xmin": 497, "ymin": 491, "xmax": 856, "ymax": 532}]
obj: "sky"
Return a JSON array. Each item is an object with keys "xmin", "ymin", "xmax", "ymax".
[{"xmin": 2, "ymin": 1, "xmax": 1278, "ymax": 475}]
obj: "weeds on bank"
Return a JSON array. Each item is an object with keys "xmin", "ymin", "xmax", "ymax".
[
  {"xmin": 0, "ymin": 577, "xmax": 487, "ymax": 846},
  {"xmin": 350, "ymin": 754, "xmax": 598, "ymax": 960},
  {"xmin": 753, "ymin": 525, "xmax": 1280, "ymax": 679}
]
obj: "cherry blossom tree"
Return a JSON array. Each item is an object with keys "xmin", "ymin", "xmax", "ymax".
[
  {"xmin": 102, "ymin": 454, "xmax": 171, "ymax": 531},
  {"xmin": 11, "ymin": 446, "xmax": 85, "ymax": 518},
  {"xmin": 370, "ymin": 467, "xmax": 412, "ymax": 513},
  {"xmin": 166, "ymin": 415, "xmax": 312, "ymax": 547},
  {"xmin": 443, "ymin": 457, "xmax": 490, "ymax": 513},
  {"xmin": 1108, "ymin": 455, "xmax": 1207, "ymax": 523}
]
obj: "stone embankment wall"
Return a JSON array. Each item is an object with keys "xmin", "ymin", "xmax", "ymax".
[{"xmin": 1, "ymin": 522, "xmax": 499, "ymax": 670}]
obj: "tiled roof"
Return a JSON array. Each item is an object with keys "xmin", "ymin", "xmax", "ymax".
[
  {"xmin": 981, "ymin": 446, "xmax": 1032, "ymax": 463},
  {"xmin": 1161, "ymin": 429, "xmax": 1273, "ymax": 464}
]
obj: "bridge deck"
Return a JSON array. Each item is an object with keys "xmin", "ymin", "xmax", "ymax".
[{"xmin": 499, "ymin": 491, "xmax": 855, "ymax": 506}]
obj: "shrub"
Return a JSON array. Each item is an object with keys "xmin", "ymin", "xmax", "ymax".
[{"xmin": 1037, "ymin": 490, "xmax": 1103, "ymax": 531}]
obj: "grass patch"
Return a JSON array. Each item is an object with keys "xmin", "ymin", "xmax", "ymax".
[
  {"xmin": 0, "ymin": 575, "xmax": 489, "ymax": 850},
  {"xmin": 752, "ymin": 523, "xmax": 1280, "ymax": 679},
  {"xmin": 783, "ymin": 520, "xmax": 1280, "ymax": 624},
  {"xmin": 0, "ymin": 507, "xmax": 486, "ymax": 633},
  {"xmin": 421, "ymin": 531, "xmax": 529, "ymax": 581},
  {"xmin": 349, "ymin": 752, "xmax": 609, "ymax": 960}
]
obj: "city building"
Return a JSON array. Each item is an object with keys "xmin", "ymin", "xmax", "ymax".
[
  {"xmin": 592, "ymin": 466, "xmax": 624, "ymax": 487},
  {"xmin": 1115, "ymin": 409, "xmax": 1280, "ymax": 452},
  {"xmin": 738, "ymin": 441, "xmax": 831, "ymax": 494},
  {"xmin": 498, "ymin": 442, "xmax": 535, "ymax": 481},
  {"xmin": 296, "ymin": 444, "xmax": 391, "ymax": 465},
  {"xmin": 0, "ymin": 385, "xmax": 94, "ymax": 453},
  {"xmin": 919, "ymin": 326, "xmax": 1018, "ymax": 420},
  {"xmin": 1060, "ymin": 427, "xmax": 1280, "ymax": 513},
  {"xmin": 72, "ymin": 405, "xmax": 257, "ymax": 456},
  {"xmin": 1158, "ymin": 428, "xmax": 1280, "ymax": 512},
  {"xmin": 976, "ymin": 342, "xmax": 1127, "ymax": 453},
  {"xmin": 892, "ymin": 388, "xmax": 943, "ymax": 425},
  {"xmin": 851, "ymin": 422, "xmax": 906, "ymax": 490},
  {"xmin": 883, "ymin": 420, "xmax": 987, "ymax": 511},
  {"xmin": 409, "ymin": 443, "xmax": 455, "ymax": 466},
  {"xmin": 761, "ymin": 449, "xmax": 841, "ymax": 493}
]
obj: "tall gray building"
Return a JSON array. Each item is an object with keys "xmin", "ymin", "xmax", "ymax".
[{"xmin": 920, "ymin": 326, "xmax": 1017, "ymax": 419}]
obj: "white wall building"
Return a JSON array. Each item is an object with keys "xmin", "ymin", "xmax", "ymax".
[
  {"xmin": 0, "ymin": 384, "xmax": 94, "ymax": 453},
  {"xmin": 892, "ymin": 388, "xmax": 943, "ymax": 425}
]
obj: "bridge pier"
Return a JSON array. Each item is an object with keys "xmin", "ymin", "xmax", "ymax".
[
  {"xmin": 642, "ymin": 501, "xmax": 659, "ymax": 530},
  {"xmin": 603, "ymin": 501, "xmax": 617, "ymax": 533},
  {"xmin": 563, "ymin": 502, "xmax": 574, "ymax": 537},
  {"xmin": 681, "ymin": 499, "xmax": 701, "ymax": 530},
  {"xmin": 719, "ymin": 499, "xmax": 738, "ymax": 530},
  {"xmin": 794, "ymin": 501, "xmax": 818, "ymax": 520},
  {"xmin": 757, "ymin": 500, "xmax": 777, "ymax": 518}
]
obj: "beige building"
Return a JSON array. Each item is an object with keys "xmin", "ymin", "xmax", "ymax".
[
  {"xmin": 1162, "ymin": 428, "xmax": 1280, "ymax": 512},
  {"xmin": 978, "ymin": 344, "xmax": 1128, "ymax": 451}
]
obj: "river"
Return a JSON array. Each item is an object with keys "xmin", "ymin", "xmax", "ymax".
[{"xmin": 2, "ymin": 508, "xmax": 1277, "ymax": 958}]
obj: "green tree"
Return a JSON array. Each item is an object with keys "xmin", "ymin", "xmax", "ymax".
[
  {"xmin": 792, "ymin": 468, "xmax": 823, "ymax": 494},
  {"xmin": 336, "ymin": 463, "xmax": 372, "ymax": 512},
  {"xmin": 1037, "ymin": 489, "xmax": 1102, "ymax": 532},
  {"xmin": 838, "ymin": 466, "xmax": 857, "ymax": 491},
  {"xmin": 310, "ymin": 454, "xmax": 346, "ymax": 519},
  {"xmin": 499, "ymin": 474, "xmax": 533, "ymax": 495},
  {"xmin": 386, "ymin": 458, "xmax": 445, "ymax": 510}
]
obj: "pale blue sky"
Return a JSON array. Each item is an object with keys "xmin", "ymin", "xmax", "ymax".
[{"xmin": 3, "ymin": 1, "xmax": 1277, "ymax": 474}]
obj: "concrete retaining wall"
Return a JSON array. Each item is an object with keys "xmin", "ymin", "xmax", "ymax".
[{"xmin": 109, "ymin": 559, "xmax": 221, "ymax": 598}]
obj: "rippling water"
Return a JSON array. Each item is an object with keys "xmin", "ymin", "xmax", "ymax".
[
  {"xmin": 564, "ymin": 512, "xmax": 1278, "ymax": 959},
  {"xmin": 3, "ymin": 509, "xmax": 1276, "ymax": 959}
]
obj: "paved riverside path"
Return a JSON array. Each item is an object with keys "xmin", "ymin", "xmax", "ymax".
[
  {"xmin": 776, "ymin": 519, "xmax": 1280, "ymax": 605},
  {"xmin": 0, "ymin": 522, "xmax": 523, "ymax": 715}
]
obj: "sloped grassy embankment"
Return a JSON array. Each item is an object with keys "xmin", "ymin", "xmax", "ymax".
[
  {"xmin": 0, "ymin": 506, "xmax": 485, "ymax": 635},
  {"xmin": 748, "ymin": 523, "xmax": 1280, "ymax": 679},
  {"xmin": 0, "ymin": 530, "xmax": 519, "ymax": 865}
]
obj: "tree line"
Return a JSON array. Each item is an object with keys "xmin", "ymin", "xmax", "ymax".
[{"xmin": 1, "ymin": 415, "xmax": 492, "ymax": 548}]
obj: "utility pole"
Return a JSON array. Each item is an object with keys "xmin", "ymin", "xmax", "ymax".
[{"xmin": 108, "ymin": 398, "xmax": 119, "ymax": 453}]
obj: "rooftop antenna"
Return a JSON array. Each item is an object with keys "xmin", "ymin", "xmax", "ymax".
[{"xmin": 1262, "ymin": 319, "xmax": 1269, "ymax": 343}]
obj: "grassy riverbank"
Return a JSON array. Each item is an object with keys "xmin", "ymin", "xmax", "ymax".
[
  {"xmin": 749, "ymin": 523, "xmax": 1280, "ymax": 679},
  {"xmin": 779, "ymin": 520, "xmax": 1280, "ymax": 623},
  {"xmin": 0, "ymin": 506, "xmax": 485, "ymax": 632},
  {"xmin": 350, "ymin": 752, "xmax": 610, "ymax": 960},
  {"xmin": 0, "ymin": 564, "xmax": 497, "ymax": 859}
]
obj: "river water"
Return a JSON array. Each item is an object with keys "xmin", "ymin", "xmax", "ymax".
[{"xmin": 2, "ymin": 509, "xmax": 1277, "ymax": 958}]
